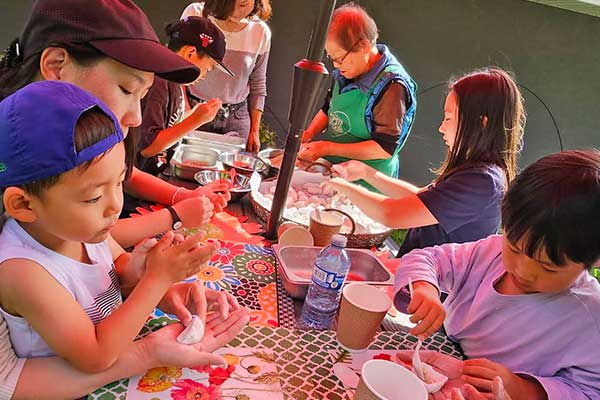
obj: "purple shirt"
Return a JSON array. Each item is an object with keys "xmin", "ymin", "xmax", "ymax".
[
  {"xmin": 398, "ymin": 165, "xmax": 506, "ymax": 256},
  {"xmin": 395, "ymin": 235, "xmax": 600, "ymax": 400}
]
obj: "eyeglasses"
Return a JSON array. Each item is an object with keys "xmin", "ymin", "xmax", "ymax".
[{"xmin": 326, "ymin": 41, "xmax": 360, "ymax": 65}]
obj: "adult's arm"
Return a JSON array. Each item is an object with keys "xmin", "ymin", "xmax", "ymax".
[{"xmin": 9, "ymin": 308, "xmax": 249, "ymax": 400}]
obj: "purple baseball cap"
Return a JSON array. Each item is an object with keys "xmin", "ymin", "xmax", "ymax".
[
  {"xmin": 19, "ymin": 0, "xmax": 200, "ymax": 83},
  {"xmin": 0, "ymin": 81, "xmax": 124, "ymax": 187}
]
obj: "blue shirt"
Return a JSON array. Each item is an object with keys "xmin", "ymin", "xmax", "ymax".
[{"xmin": 398, "ymin": 165, "xmax": 506, "ymax": 257}]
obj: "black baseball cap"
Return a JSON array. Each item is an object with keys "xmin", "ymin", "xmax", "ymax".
[
  {"xmin": 168, "ymin": 16, "xmax": 234, "ymax": 77},
  {"xmin": 19, "ymin": 0, "xmax": 200, "ymax": 84}
]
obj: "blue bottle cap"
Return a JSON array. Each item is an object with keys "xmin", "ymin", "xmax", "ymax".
[{"xmin": 331, "ymin": 234, "xmax": 347, "ymax": 247}]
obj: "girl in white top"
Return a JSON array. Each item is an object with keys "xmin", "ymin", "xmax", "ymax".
[{"xmin": 182, "ymin": 0, "xmax": 272, "ymax": 152}]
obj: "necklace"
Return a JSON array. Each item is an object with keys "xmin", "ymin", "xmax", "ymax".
[{"xmin": 216, "ymin": 17, "xmax": 248, "ymax": 40}]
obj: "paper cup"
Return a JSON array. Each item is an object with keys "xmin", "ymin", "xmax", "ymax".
[
  {"xmin": 277, "ymin": 221, "xmax": 300, "ymax": 238},
  {"xmin": 353, "ymin": 360, "xmax": 427, "ymax": 400},
  {"xmin": 336, "ymin": 283, "xmax": 392, "ymax": 352},
  {"xmin": 278, "ymin": 226, "xmax": 314, "ymax": 246},
  {"xmin": 309, "ymin": 210, "xmax": 343, "ymax": 247}
]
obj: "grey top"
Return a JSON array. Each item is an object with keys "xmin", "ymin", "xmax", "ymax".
[{"xmin": 182, "ymin": 3, "xmax": 271, "ymax": 111}]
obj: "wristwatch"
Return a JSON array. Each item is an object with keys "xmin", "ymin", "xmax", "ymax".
[{"xmin": 165, "ymin": 205, "xmax": 183, "ymax": 230}]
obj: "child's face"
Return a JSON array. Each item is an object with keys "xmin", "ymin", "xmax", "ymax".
[
  {"xmin": 29, "ymin": 143, "xmax": 126, "ymax": 244},
  {"xmin": 501, "ymin": 236, "xmax": 586, "ymax": 294},
  {"xmin": 439, "ymin": 90, "xmax": 458, "ymax": 149},
  {"xmin": 66, "ymin": 58, "xmax": 154, "ymax": 136},
  {"xmin": 188, "ymin": 54, "xmax": 218, "ymax": 83}
]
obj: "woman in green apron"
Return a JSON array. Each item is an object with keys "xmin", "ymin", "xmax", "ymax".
[{"xmin": 299, "ymin": 3, "xmax": 417, "ymax": 182}]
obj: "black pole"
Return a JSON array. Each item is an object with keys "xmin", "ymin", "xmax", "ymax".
[{"xmin": 265, "ymin": 0, "xmax": 336, "ymax": 239}]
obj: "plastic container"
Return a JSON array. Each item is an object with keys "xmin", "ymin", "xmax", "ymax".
[{"xmin": 299, "ymin": 234, "xmax": 351, "ymax": 330}]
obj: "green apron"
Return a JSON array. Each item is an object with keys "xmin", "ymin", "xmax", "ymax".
[{"xmin": 323, "ymin": 65, "xmax": 402, "ymax": 182}]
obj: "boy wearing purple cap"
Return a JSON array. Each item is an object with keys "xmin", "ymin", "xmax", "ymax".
[
  {"xmin": 0, "ymin": 81, "xmax": 231, "ymax": 373},
  {"xmin": 135, "ymin": 16, "xmax": 234, "ymax": 177},
  {"xmin": 0, "ymin": 0, "xmax": 226, "ymax": 250}
]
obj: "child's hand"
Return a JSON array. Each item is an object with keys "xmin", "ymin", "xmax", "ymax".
[
  {"xmin": 449, "ymin": 377, "xmax": 513, "ymax": 400},
  {"xmin": 191, "ymin": 98, "xmax": 222, "ymax": 126},
  {"xmin": 407, "ymin": 280, "xmax": 445, "ymax": 339},
  {"xmin": 331, "ymin": 160, "xmax": 370, "ymax": 181},
  {"xmin": 173, "ymin": 196, "xmax": 214, "ymax": 227},
  {"xmin": 462, "ymin": 359, "xmax": 538, "ymax": 400},
  {"xmin": 145, "ymin": 231, "xmax": 216, "ymax": 284},
  {"xmin": 322, "ymin": 177, "xmax": 353, "ymax": 197}
]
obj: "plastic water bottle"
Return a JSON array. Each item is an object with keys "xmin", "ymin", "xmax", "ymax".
[{"xmin": 299, "ymin": 234, "xmax": 351, "ymax": 330}]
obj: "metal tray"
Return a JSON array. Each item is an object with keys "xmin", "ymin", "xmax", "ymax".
[
  {"xmin": 170, "ymin": 144, "xmax": 219, "ymax": 181},
  {"xmin": 272, "ymin": 244, "xmax": 394, "ymax": 299},
  {"xmin": 182, "ymin": 130, "xmax": 246, "ymax": 154}
]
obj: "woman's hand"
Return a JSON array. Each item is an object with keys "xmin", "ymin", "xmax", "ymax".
[
  {"xmin": 331, "ymin": 160, "xmax": 371, "ymax": 181},
  {"xmin": 190, "ymin": 98, "xmax": 222, "ymax": 126},
  {"xmin": 173, "ymin": 196, "xmax": 215, "ymax": 226},
  {"xmin": 299, "ymin": 141, "xmax": 328, "ymax": 162},
  {"xmin": 396, "ymin": 350, "xmax": 465, "ymax": 400},
  {"xmin": 158, "ymin": 281, "xmax": 241, "ymax": 326},
  {"xmin": 246, "ymin": 128, "xmax": 260, "ymax": 153},
  {"xmin": 407, "ymin": 280, "xmax": 445, "ymax": 339},
  {"xmin": 145, "ymin": 231, "xmax": 216, "ymax": 284},
  {"xmin": 137, "ymin": 307, "xmax": 250, "ymax": 369},
  {"xmin": 175, "ymin": 185, "xmax": 229, "ymax": 213}
]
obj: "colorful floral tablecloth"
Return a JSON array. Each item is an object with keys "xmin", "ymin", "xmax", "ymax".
[{"xmin": 90, "ymin": 324, "xmax": 462, "ymax": 400}]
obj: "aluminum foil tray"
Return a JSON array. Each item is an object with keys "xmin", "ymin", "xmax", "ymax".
[{"xmin": 272, "ymin": 244, "xmax": 394, "ymax": 299}]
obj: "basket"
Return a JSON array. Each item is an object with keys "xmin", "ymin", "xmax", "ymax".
[{"xmin": 249, "ymin": 191, "xmax": 392, "ymax": 248}]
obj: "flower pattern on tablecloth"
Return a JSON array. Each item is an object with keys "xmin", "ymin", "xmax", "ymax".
[
  {"xmin": 232, "ymin": 253, "xmax": 276, "ymax": 284},
  {"xmin": 171, "ymin": 379, "xmax": 221, "ymax": 400},
  {"xmin": 248, "ymin": 282, "xmax": 278, "ymax": 327},
  {"xmin": 244, "ymin": 244, "xmax": 273, "ymax": 256},
  {"xmin": 208, "ymin": 240, "xmax": 247, "ymax": 264},
  {"xmin": 193, "ymin": 262, "xmax": 241, "ymax": 291}
]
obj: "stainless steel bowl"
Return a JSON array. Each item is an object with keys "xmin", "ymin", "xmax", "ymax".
[
  {"xmin": 258, "ymin": 148, "xmax": 283, "ymax": 178},
  {"xmin": 219, "ymin": 152, "xmax": 267, "ymax": 177},
  {"xmin": 194, "ymin": 170, "xmax": 253, "ymax": 202},
  {"xmin": 170, "ymin": 145, "xmax": 219, "ymax": 181}
]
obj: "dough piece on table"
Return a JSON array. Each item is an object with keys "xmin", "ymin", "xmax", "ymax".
[{"xmin": 176, "ymin": 315, "xmax": 205, "ymax": 345}]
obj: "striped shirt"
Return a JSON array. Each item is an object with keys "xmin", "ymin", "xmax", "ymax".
[
  {"xmin": 181, "ymin": 2, "xmax": 271, "ymax": 111},
  {"xmin": 0, "ymin": 218, "xmax": 122, "ymax": 358}
]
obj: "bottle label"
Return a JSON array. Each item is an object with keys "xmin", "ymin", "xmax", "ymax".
[{"xmin": 312, "ymin": 264, "xmax": 346, "ymax": 290}]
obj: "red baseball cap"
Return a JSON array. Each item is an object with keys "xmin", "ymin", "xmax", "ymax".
[{"xmin": 19, "ymin": 0, "xmax": 200, "ymax": 83}]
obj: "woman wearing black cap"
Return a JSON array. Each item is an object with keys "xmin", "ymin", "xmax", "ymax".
[
  {"xmin": 0, "ymin": 0, "xmax": 229, "ymax": 250},
  {"xmin": 134, "ymin": 16, "xmax": 235, "ymax": 177},
  {"xmin": 0, "ymin": 1, "xmax": 248, "ymax": 398}
]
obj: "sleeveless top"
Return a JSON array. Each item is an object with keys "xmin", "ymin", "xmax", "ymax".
[{"xmin": 0, "ymin": 218, "xmax": 122, "ymax": 357}]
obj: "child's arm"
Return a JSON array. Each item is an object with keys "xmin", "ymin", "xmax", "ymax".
[
  {"xmin": 393, "ymin": 239, "xmax": 488, "ymax": 338},
  {"xmin": 326, "ymin": 177, "xmax": 437, "ymax": 229},
  {"xmin": 331, "ymin": 159, "xmax": 424, "ymax": 198},
  {"xmin": 140, "ymin": 98, "xmax": 221, "ymax": 158},
  {"xmin": 0, "ymin": 233, "xmax": 214, "ymax": 373}
]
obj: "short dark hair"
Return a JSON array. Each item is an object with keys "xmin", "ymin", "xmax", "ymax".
[
  {"xmin": 328, "ymin": 3, "xmax": 379, "ymax": 51},
  {"xmin": 501, "ymin": 149, "xmax": 600, "ymax": 269},
  {"xmin": 202, "ymin": 0, "xmax": 272, "ymax": 21},
  {"xmin": 19, "ymin": 107, "xmax": 119, "ymax": 197}
]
